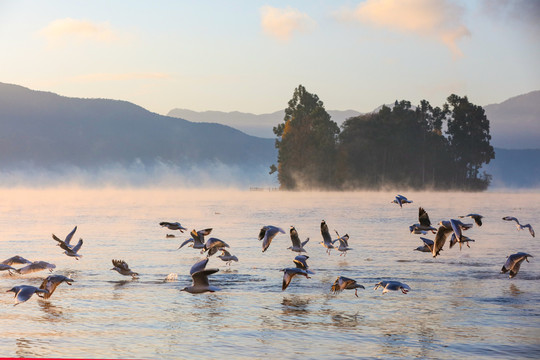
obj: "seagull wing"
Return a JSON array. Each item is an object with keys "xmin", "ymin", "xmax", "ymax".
[
  {"xmin": 192, "ymin": 269, "xmax": 219, "ymax": 287},
  {"xmin": 190, "ymin": 258, "xmax": 209, "ymax": 275},
  {"xmin": 419, "ymin": 208, "xmax": 431, "ymax": 227},
  {"xmin": 64, "ymin": 226, "xmax": 77, "ymax": 246},
  {"xmin": 433, "ymin": 226, "xmax": 452, "ymax": 257},
  {"xmin": 71, "ymin": 238, "xmax": 83, "ymax": 254},
  {"xmin": 290, "ymin": 228, "xmax": 302, "ymax": 248}
]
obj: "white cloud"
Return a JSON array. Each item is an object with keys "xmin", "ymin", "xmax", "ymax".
[
  {"xmin": 260, "ymin": 6, "xmax": 316, "ymax": 41},
  {"xmin": 39, "ymin": 18, "xmax": 120, "ymax": 46},
  {"xmin": 336, "ymin": 0, "xmax": 471, "ymax": 57}
]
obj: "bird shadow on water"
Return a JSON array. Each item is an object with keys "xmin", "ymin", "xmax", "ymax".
[{"xmin": 37, "ymin": 300, "xmax": 68, "ymax": 322}]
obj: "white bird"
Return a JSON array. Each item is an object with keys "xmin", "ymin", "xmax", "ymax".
[
  {"xmin": 1, "ymin": 255, "xmax": 32, "ymax": 266},
  {"xmin": 293, "ymin": 255, "xmax": 314, "ymax": 274},
  {"xmin": 181, "ymin": 258, "xmax": 220, "ymax": 294},
  {"xmin": 7, "ymin": 285, "xmax": 48, "ymax": 305},
  {"xmin": 449, "ymin": 233, "xmax": 475, "ymax": 250},
  {"xmin": 217, "ymin": 249, "xmax": 238, "ymax": 265},
  {"xmin": 392, "ymin": 194, "xmax": 412, "ymax": 208},
  {"xmin": 331, "ymin": 276, "xmax": 365, "ymax": 297},
  {"xmin": 333, "ymin": 230, "xmax": 352, "ymax": 256},
  {"xmin": 287, "ymin": 226, "xmax": 309, "ymax": 253},
  {"xmin": 432, "ymin": 224, "xmax": 453, "ymax": 258},
  {"xmin": 159, "ymin": 221, "xmax": 187, "ymax": 232},
  {"xmin": 414, "ymin": 237, "xmax": 435, "ymax": 253},
  {"xmin": 409, "ymin": 207, "xmax": 437, "ymax": 234},
  {"xmin": 63, "ymin": 238, "xmax": 83, "ymax": 260},
  {"xmin": 501, "ymin": 252, "xmax": 533, "ymax": 278},
  {"xmin": 178, "ymin": 228, "xmax": 213, "ymax": 249},
  {"xmin": 111, "ymin": 259, "xmax": 139, "ymax": 278},
  {"xmin": 202, "ymin": 237, "xmax": 230, "ymax": 257},
  {"xmin": 320, "ymin": 220, "xmax": 335, "ymax": 255},
  {"xmin": 459, "ymin": 213, "xmax": 484, "ymax": 226},
  {"xmin": 52, "ymin": 226, "xmax": 77, "ymax": 250},
  {"xmin": 374, "ymin": 281, "xmax": 411, "ymax": 294},
  {"xmin": 38, "ymin": 275, "xmax": 74, "ymax": 299},
  {"xmin": 502, "ymin": 216, "xmax": 535, "ymax": 237},
  {"xmin": 0, "ymin": 264, "xmax": 20, "ymax": 275},
  {"xmin": 259, "ymin": 225, "xmax": 285, "ymax": 253},
  {"xmin": 18, "ymin": 261, "xmax": 56, "ymax": 275},
  {"xmin": 281, "ymin": 267, "xmax": 310, "ymax": 291}
]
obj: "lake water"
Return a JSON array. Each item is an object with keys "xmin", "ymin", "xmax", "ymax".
[{"xmin": 1, "ymin": 188, "xmax": 539, "ymax": 359}]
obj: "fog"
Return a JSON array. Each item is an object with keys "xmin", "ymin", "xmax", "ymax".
[{"xmin": 0, "ymin": 160, "xmax": 278, "ymax": 189}]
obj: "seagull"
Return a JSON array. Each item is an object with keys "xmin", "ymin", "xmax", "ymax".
[
  {"xmin": 159, "ymin": 222, "xmax": 187, "ymax": 232},
  {"xmin": 7, "ymin": 285, "xmax": 48, "ymax": 305},
  {"xmin": 52, "ymin": 226, "xmax": 77, "ymax": 250},
  {"xmin": 281, "ymin": 267, "xmax": 310, "ymax": 291},
  {"xmin": 217, "ymin": 249, "xmax": 238, "ymax": 265},
  {"xmin": 111, "ymin": 259, "xmax": 139, "ymax": 278},
  {"xmin": 333, "ymin": 230, "xmax": 352, "ymax": 256},
  {"xmin": 449, "ymin": 233, "xmax": 475, "ymax": 250},
  {"xmin": 178, "ymin": 228, "xmax": 213, "ymax": 249},
  {"xmin": 409, "ymin": 207, "xmax": 437, "ymax": 234},
  {"xmin": 1, "ymin": 255, "xmax": 32, "ymax": 266},
  {"xmin": 0, "ymin": 264, "xmax": 20, "ymax": 275},
  {"xmin": 501, "ymin": 252, "xmax": 533, "ymax": 278},
  {"xmin": 414, "ymin": 237, "xmax": 435, "ymax": 253},
  {"xmin": 502, "ymin": 216, "xmax": 535, "ymax": 237},
  {"xmin": 63, "ymin": 238, "xmax": 83, "ymax": 260},
  {"xmin": 287, "ymin": 226, "xmax": 309, "ymax": 253},
  {"xmin": 459, "ymin": 213, "xmax": 484, "ymax": 226},
  {"xmin": 374, "ymin": 281, "xmax": 411, "ymax": 294},
  {"xmin": 432, "ymin": 224, "xmax": 453, "ymax": 258},
  {"xmin": 181, "ymin": 258, "xmax": 220, "ymax": 294},
  {"xmin": 18, "ymin": 261, "xmax": 56, "ymax": 275},
  {"xmin": 293, "ymin": 255, "xmax": 314, "ymax": 274},
  {"xmin": 320, "ymin": 220, "xmax": 335, "ymax": 255},
  {"xmin": 259, "ymin": 225, "xmax": 285, "ymax": 253},
  {"xmin": 38, "ymin": 275, "xmax": 74, "ymax": 299},
  {"xmin": 331, "ymin": 276, "xmax": 365, "ymax": 297},
  {"xmin": 392, "ymin": 194, "xmax": 412, "ymax": 208},
  {"xmin": 202, "ymin": 237, "xmax": 230, "ymax": 257}
]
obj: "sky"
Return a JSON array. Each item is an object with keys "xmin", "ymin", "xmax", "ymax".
[{"xmin": 1, "ymin": 0, "xmax": 539, "ymax": 115}]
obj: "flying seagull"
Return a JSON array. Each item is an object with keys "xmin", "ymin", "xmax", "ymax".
[
  {"xmin": 181, "ymin": 258, "xmax": 220, "ymax": 294},
  {"xmin": 333, "ymin": 230, "xmax": 352, "ymax": 256},
  {"xmin": 62, "ymin": 238, "xmax": 84, "ymax": 260},
  {"xmin": 281, "ymin": 267, "xmax": 311, "ymax": 291},
  {"xmin": 287, "ymin": 226, "xmax": 309, "ymax": 253},
  {"xmin": 217, "ymin": 249, "xmax": 238, "ymax": 265},
  {"xmin": 178, "ymin": 228, "xmax": 213, "ymax": 249},
  {"xmin": 501, "ymin": 252, "xmax": 533, "ymax": 278},
  {"xmin": 293, "ymin": 255, "xmax": 314, "ymax": 274},
  {"xmin": 259, "ymin": 225, "xmax": 285, "ymax": 253},
  {"xmin": 330, "ymin": 276, "xmax": 365, "ymax": 297},
  {"xmin": 38, "ymin": 275, "xmax": 74, "ymax": 299},
  {"xmin": 159, "ymin": 222, "xmax": 187, "ymax": 232},
  {"xmin": 459, "ymin": 213, "xmax": 484, "ymax": 226},
  {"xmin": 409, "ymin": 207, "xmax": 437, "ymax": 234},
  {"xmin": 392, "ymin": 194, "xmax": 412, "ymax": 208},
  {"xmin": 202, "ymin": 237, "xmax": 230, "ymax": 257},
  {"xmin": 18, "ymin": 261, "xmax": 56, "ymax": 275},
  {"xmin": 7, "ymin": 285, "xmax": 48, "ymax": 305},
  {"xmin": 52, "ymin": 226, "xmax": 77, "ymax": 249},
  {"xmin": 320, "ymin": 220, "xmax": 335, "ymax": 255},
  {"xmin": 111, "ymin": 259, "xmax": 139, "ymax": 278},
  {"xmin": 414, "ymin": 237, "xmax": 435, "ymax": 253},
  {"xmin": 502, "ymin": 216, "xmax": 535, "ymax": 237},
  {"xmin": 374, "ymin": 280, "xmax": 411, "ymax": 294}
]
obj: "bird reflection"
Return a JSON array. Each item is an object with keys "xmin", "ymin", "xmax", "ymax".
[
  {"xmin": 507, "ymin": 283, "xmax": 523, "ymax": 296},
  {"xmin": 38, "ymin": 300, "xmax": 65, "ymax": 321},
  {"xmin": 281, "ymin": 295, "xmax": 310, "ymax": 314}
]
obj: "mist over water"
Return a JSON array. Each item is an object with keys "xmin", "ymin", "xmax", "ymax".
[{"xmin": 0, "ymin": 188, "xmax": 539, "ymax": 359}]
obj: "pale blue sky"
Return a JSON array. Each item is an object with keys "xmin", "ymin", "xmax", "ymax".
[{"xmin": 1, "ymin": 0, "xmax": 538, "ymax": 114}]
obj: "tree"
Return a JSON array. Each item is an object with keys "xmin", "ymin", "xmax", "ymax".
[
  {"xmin": 446, "ymin": 94, "xmax": 495, "ymax": 189},
  {"xmin": 272, "ymin": 85, "xmax": 339, "ymax": 189}
]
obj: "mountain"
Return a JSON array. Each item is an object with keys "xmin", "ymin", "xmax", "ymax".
[
  {"xmin": 0, "ymin": 82, "xmax": 277, "ymax": 186},
  {"xmin": 484, "ymin": 148, "xmax": 540, "ymax": 189},
  {"xmin": 167, "ymin": 108, "xmax": 362, "ymax": 138},
  {"xmin": 483, "ymin": 90, "xmax": 540, "ymax": 149}
]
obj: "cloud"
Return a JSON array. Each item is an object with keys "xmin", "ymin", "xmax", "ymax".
[
  {"xmin": 479, "ymin": 0, "xmax": 540, "ymax": 39},
  {"xmin": 39, "ymin": 18, "xmax": 120, "ymax": 46},
  {"xmin": 336, "ymin": 0, "xmax": 470, "ymax": 57},
  {"xmin": 260, "ymin": 6, "xmax": 316, "ymax": 41}
]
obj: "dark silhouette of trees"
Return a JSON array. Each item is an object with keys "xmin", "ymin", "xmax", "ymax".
[
  {"xmin": 271, "ymin": 85, "xmax": 339, "ymax": 189},
  {"xmin": 272, "ymin": 86, "xmax": 494, "ymax": 191}
]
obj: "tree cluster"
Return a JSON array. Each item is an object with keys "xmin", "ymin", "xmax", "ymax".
[{"xmin": 271, "ymin": 85, "xmax": 495, "ymax": 191}]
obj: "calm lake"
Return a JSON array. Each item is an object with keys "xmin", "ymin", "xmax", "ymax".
[{"xmin": 1, "ymin": 188, "xmax": 539, "ymax": 359}]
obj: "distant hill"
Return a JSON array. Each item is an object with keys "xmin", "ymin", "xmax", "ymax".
[
  {"xmin": 167, "ymin": 108, "xmax": 362, "ymax": 138},
  {"xmin": 0, "ymin": 82, "xmax": 277, "ymax": 186},
  {"xmin": 484, "ymin": 90, "xmax": 540, "ymax": 149},
  {"xmin": 483, "ymin": 148, "xmax": 540, "ymax": 189}
]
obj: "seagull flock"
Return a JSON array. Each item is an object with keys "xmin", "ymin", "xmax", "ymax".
[{"xmin": 2, "ymin": 194, "xmax": 535, "ymax": 305}]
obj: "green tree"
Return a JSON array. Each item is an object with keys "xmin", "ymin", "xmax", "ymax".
[
  {"xmin": 446, "ymin": 94, "xmax": 495, "ymax": 189},
  {"xmin": 272, "ymin": 85, "xmax": 339, "ymax": 189}
]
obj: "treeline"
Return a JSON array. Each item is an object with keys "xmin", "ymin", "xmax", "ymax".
[{"xmin": 271, "ymin": 85, "xmax": 495, "ymax": 191}]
